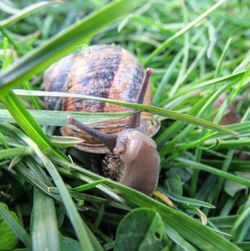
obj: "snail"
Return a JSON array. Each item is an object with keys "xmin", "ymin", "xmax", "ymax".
[{"xmin": 43, "ymin": 44, "xmax": 160, "ymax": 194}]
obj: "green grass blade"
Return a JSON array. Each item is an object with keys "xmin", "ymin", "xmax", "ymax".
[
  {"xmin": 0, "ymin": 1, "xmax": 18, "ymax": 14},
  {"xmin": 15, "ymin": 161, "xmax": 61, "ymax": 202},
  {"xmin": 230, "ymin": 194, "xmax": 250, "ymax": 239},
  {"xmin": 49, "ymin": 135, "xmax": 83, "ymax": 148},
  {"xmin": 0, "ymin": 146, "xmax": 32, "ymax": 160},
  {"xmin": 13, "ymin": 90, "xmax": 238, "ymax": 136},
  {"xmin": 153, "ymin": 49, "xmax": 183, "ymax": 104},
  {"xmin": 72, "ymin": 179, "xmax": 106, "ymax": 192},
  {"xmin": 168, "ymin": 0, "xmax": 189, "ymax": 99},
  {"xmin": 160, "ymin": 189, "xmax": 215, "ymax": 209},
  {"xmin": 32, "ymin": 189, "xmax": 60, "ymax": 251},
  {"xmin": 29, "ymin": 140, "xmax": 103, "ymax": 251},
  {"xmin": 177, "ymin": 70, "xmax": 245, "ymax": 96},
  {"xmin": 0, "ymin": 92, "xmax": 65, "ymax": 159},
  {"xmin": 235, "ymin": 242, "xmax": 250, "ymax": 251},
  {"xmin": 0, "ymin": 109, "xmax": 136, "ymax": 126},
  {"xmin": 0, "ymin": 202, "xmax": 31, "ymax": 248},
  {"xmin": 205, "ymin": 139, "xmax": 250, "ymax": 149},
  {"xmin": 0, "ymin": 1, "xmax": 59, "ymax": 28},
  {"xmin": 176, "ymin": 158, "xmax": 250, "ymax": 187},
  {"xmin": 165, "ymin": 226, "xmax": 198, "ymax": 251},
  {"xmin": 214, "ymin": 37, "xmax": 233, "ymax": 77}
]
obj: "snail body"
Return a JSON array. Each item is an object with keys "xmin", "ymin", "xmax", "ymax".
[
  {"xmin": 112, "ymin": 129, "xmax": 160, "ymax": 194},
  {"xmin": 44, "ymin": 44, "xmax": 160, "ymax": 194}
]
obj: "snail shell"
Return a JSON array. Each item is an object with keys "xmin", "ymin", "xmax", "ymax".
[{"xmin": 44, "ymin": 44, "xmax": 159, "ymax": 153}]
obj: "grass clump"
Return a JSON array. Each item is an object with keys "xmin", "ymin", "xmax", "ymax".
[{"xmin": 0, "ymin": 0, "xmax": 249, "ymax": 250}]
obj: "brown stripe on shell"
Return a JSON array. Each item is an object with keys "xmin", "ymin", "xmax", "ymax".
[
  {"xmin": 63, "ymin": 45, "xmax": 122, "ymax": 112},
  {"xmin": 103, "ymin": 47, "xmax": 153, "ymax": 129},
  {"xmin": 44, "ymin": 54, "xmax": 75, "ymax": 110},
  {"xmin": 103, "ymin": 47, "xmax": 144, "ymax": 112}
]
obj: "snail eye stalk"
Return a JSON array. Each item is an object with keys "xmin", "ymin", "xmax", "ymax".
[
  {"xmin": 68, "ymin": 116, "xmax": 117, "ymax": 150},
  {"xmin": 128, "ymin": 68, "xmax": 154, "ymax": 129}
]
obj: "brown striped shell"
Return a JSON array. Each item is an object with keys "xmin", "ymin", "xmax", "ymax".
[{"xmin": 44, "ymin": 44, "xmax": 159, "ymax": 153}]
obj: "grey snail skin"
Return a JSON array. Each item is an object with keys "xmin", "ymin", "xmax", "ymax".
[{"xmin": 43, "ymin": 44, "xmax": 160, "ymax": 194}]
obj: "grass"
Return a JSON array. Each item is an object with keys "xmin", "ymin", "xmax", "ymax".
[{"xmin": 0, "ymin": 0, "xmax": 249, "ymax": 250}]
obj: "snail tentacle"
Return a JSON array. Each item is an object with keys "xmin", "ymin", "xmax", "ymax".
[{"xmin": 68, "ymin": 116, "xmax": 117, "ymax": 150}]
